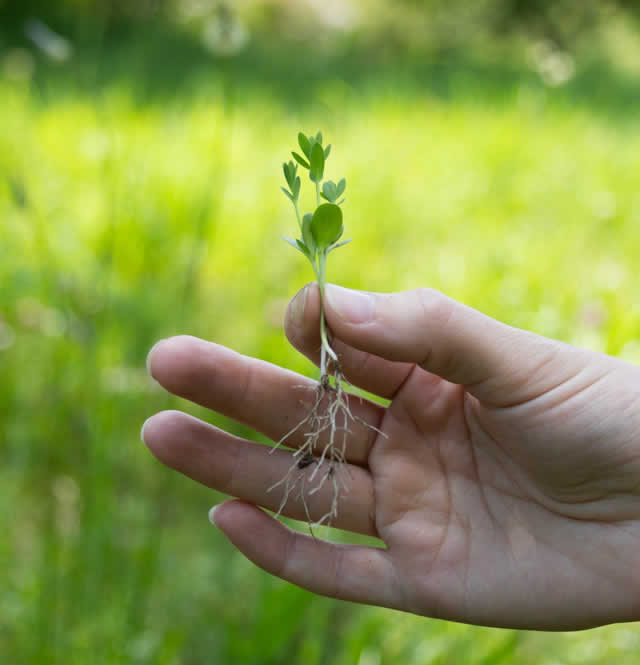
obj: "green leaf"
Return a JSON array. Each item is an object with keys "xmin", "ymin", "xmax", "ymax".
[
  {"xmin": 324, "ymin": 144, "xmax": 331, "ymax": 159},
  {"xmin": 309, "ymin": 142, "xmax": 325, "ymax": 183},
  {"xmin": 298, "ymin": 132, "xmax": 311, "ymax": 159},
  {"xmin": 292, "ymin": 175, "xmax": 301, "ymax": 198},
  {"xmin": 302, "ymin": 213, "xmax": 316, "ymax": 254},
  {"xmin": 296, "ymin": 239, "xmax": 312, "ymax": 258},
  {"xmin": 310, "ymin": 203, "xmax": 343, "ymax": 250},
  {"xmin": 292, "ymin": 152, "xmax": 310, "ymax": 169},
  {"xmin": 283, "ymin": 236, "xmax": 305, "ymax": 255},
  {"xmin": 281, "ymin": 186, "xmax": 294, "ymax": 202},
  {"xmin": 328, "ymin": 238, "xmax": 352, "ymax": 252},
  {"xmin": 283, "ymin": 160, "xmax": 298, "ymax": 189},
  {"xmin": 316, "ymin": 131, "xmax": 323, "ymax": 145},
  {"xmin": 336, "ymin": 177, "xmax": 346, "ymax": 198}
]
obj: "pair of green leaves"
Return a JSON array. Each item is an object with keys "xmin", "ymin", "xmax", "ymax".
[
  {"xmin": 284, "ymin": 202, "xmax": 347, "ymax": 258},
  {"xmin": 320, "ymin": 178, "xmax": 346, "ymax": 204},
  {"xmin": 292, "ymin": 132, "xmax": 331, "ymax": 183}
]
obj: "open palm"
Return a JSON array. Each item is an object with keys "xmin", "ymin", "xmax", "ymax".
[{"xmin": 143, "ymin": 285, "xmax": 640, "ymax": 630}]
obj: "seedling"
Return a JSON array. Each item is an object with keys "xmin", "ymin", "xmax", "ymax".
[
  {"xmin": 271, "ymin": 131, "xmax": 376, "ymax": 531},
  {"xmin": 281, "ymin": 131, "xmax": 349, "ymax": 378}
]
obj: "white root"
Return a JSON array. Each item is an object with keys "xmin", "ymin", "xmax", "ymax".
[{"xmin": 268, "ymin": 360, "xmax": 383, "ymax": 536}]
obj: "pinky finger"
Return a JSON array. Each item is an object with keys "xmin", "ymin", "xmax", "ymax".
[{"xmin": 210, "ymin": 500, "xmax": 396, "ymax": 608}]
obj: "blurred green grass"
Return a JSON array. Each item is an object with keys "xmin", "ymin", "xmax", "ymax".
[{"xmin": 2, "ymin": 32, "xmax": 640, "ymax": 664}]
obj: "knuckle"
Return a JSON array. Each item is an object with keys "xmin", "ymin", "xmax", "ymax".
[
  {"xmin": 411, "ymin": 288, "xmax": 458, "ymax": 375},
  {"xmin": 412, "ymin": 288, "xmax": 452, "ymax": 323}
]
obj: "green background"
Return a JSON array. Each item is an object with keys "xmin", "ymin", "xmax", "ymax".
[{"xmin": 1, "ymin": 1, "xmax": 640, "ymax": 662}]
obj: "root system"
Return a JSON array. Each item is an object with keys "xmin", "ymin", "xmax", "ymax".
[{"xmin": 269, "ymin": 356, "xmax": 383, "ymax": 536}]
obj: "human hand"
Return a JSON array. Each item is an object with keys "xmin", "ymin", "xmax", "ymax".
[{"xmin": 142, "ymin": 284, "xmax": 640, "ymax": 630}]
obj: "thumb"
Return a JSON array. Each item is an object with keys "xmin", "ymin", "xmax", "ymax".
[{"xmin": 323, "ymin": 284, "xmax": 578, "ymax": 406}]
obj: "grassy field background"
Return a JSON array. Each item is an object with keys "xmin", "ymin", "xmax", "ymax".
[{"xmin": 2, "ymin": 20, "xmax": 640, "ymax": 664}]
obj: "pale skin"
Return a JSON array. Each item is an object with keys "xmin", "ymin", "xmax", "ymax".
[{"xmin": 142, "ymin": 283, "xmax": 640, "ymax": 630}]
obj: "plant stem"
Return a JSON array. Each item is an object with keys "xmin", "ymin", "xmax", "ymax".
[
  {"xmin": 316, "ymin": 249, "xmax": 338, "ymax": 377},
  {"xmin": 315, "ymin": 181, "xmax": 337, "ymax": 376},
  {"xmin": 289, "ymin": 174, "xmax": 336, "ymax": 378}
]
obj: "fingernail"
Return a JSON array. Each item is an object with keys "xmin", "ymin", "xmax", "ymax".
[
  {"xmin": 146, "ymin": 339, "xmax": 165, "ymax": 375},
  {"xmin": 208, "ymin": 504, "xmax": 221, "ymax": 526},
  {"xmin": 326, "ymin": 284, "xmax": 374, "ymax": 324},
  {"xmin": 288, "ymin": 284, "xmax": 308, "ymax": 329},
  {"xmin": 140, "ymin": 416, "xmax": 152, "ymax": 445}
]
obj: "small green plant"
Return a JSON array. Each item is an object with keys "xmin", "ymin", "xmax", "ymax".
[
  {"xmin": 271, "ymin": 131, "xmax": 370, "ymax": 530},
  {"xmin": 281, "ymin": 131, "xmax": 349, "ymax": 377}
]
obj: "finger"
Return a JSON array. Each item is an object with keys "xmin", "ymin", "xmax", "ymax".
[
  {"xmin": 285, "ymin": 283, "xmax": 415, "ymax": 399},
  {"xmin": 146, "ymin": 335, "xmax": 383, "ymax": 466},
  {"xmin": 211, "ymin": 500, "xmax": 395, "ymax": 608},
  {"xmin": 320, "ymin": 285, "xmax": 582, "ymax": 407},
  {"xmin": 142, "ymin": 410, "xmax": 377, "ymax": 535}
]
